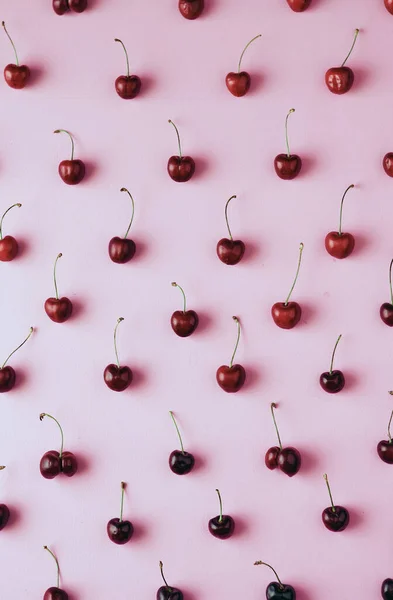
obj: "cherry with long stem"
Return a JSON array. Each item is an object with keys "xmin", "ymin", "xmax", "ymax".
[
  {"xmin": 329, "ymin": 334, "xmax": 342, "ymax": 375},
  {"xmin": 159, "ymin": 561, "xmax": 172, "ymax": 592},
  {"xmin": 170, "ymin": 411, "xmax": 185, "ymax": 454},
  {"xmin": 270, "ymin": 403, "xmax": 283, "ymax": 450},
  {"xmin": 171, "ymin": 282, "xmax": 187, "ymax": 313},
  {"xmin": 224, "ymin": 195, "xmax": 237, "ymax": 241},
  {"xmin": 285, "ymin": 109, "xmax": 295, "ymax": 158},
  {"xmin": 2, "ymin": 327, "xmax": 33, "ymax": 369},
  {"xmin": 341, "ymin": 29, "xmax": 360, "ymax": 67},
  {"xmin": 120, "ymin": 188, "xmax": 135, "ymax": 239},
  {"xmin": 44, "ymin": 545, "xmax": 61, "ymax": 590},
  {"xmin": 254, "ymin": 561, "xmax": 284, "ymax": 590},
  {"xmin": 229, "ymin": 316, "xmax": 241, "ymax": 368},
  {"xmin": 54, "ymin": 130, "xmax": 75, "ymax": 161},
  {"xmin": 113, "ymin": 317, "xmax": 124, "ymax": 367},
  {"xmin": 0, "ymin": 203, "xmax": 21, "ymax": 240},
  {"xmin": 40, "ymin": 413, "xmax": 64, "ymax": 458},
  {"xmin": 115, "ymin": 39, "xmax": 130, "ymax": 78},
  {"xmin": 237, "ymin": 34, "xmax": 261, "ymax": 73},
  {"xmin": 284, "ymin": 243, "xmax": 304, "ymax": 306},
  {"xmin": 168, "ymin": 120, "xmax": 182, "ymax": 159},
  {"xmin": 2, "ymin": 22, "xmax": 19, "ymax": 66},
  {"xmin": 323, "ymin": 473, "xmax": 336, "ymax": 513},
  {"xmin": 337, "ymin": 185, "xmax": 354, "ymax": 236}
]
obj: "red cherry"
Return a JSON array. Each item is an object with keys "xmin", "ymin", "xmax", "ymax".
[
  {"xmin": 383, "ymin": 153, "xmax": 393, "ymax": 177},
  {"xmin": 287, "ymin": 0, "xmax": 312, "ymax": 11},
  {"xmin": 0, "ymin": 327, "xmax": 33, "ymax": 393},
  {"xmin": 69, "ymin": 0, "xmax": 88, "ymax": 12},
  {"xmin": 104, "ymin": 318, "xmax": 133, "ymax": 391},
  {"xmin": 274, "ymin": 109, "xmax": 302, "ymax": 180},
  {"xmin": 319, "ymin": 334, "xmax": 345, "ymax": 393},
  {"xmin": 107, "ymin": 482, "xmax": 134, "ymax": 544},
  {"xmin": 377, "ymin": 400, "xmax": 393, "ymax": 464},
  {"xmin": 325, "ymin": 29, "xmax": 359, "ymax": 95},
  {"xmin": 43, "ymin": 546, "xmax": 69, "ymax": 600},
  {"xmin": 44, "ymin": 254, "xmax": 73, "ymax": 323},
  {"xmin": 170, "ymin": 282, "xmax": 199, "ymax": 337},
  {"xmin": 216, "ymin": 195, "xmax": 245, "ymax": 265},
  {"xmin": 271, "ymin": 243, "xmax": 304, "ymax": 329},
  {"xmin": 108, "ymin": 188, "xmax": 137, "ymax": 263},
  {"xmin": 54, "ymin": 129, "xmax": 85, "ymax": 185},
  {"xmin": 216, "ymin": 317, "xmax": 246, "ymax": 393},
  {"xmin": 380, "ymin": 259, "xmax": 393, "ymax": 326},
  {"xmin": 178, "ymin": 0, "xmax": 204, "ymax": 19},
  {"xmin": 2, "ymin": 22, "xmax": 30, "ymax": 89},
  {"xmin": 0, "ymin": 203, "xmax": 22, "ymax": 262},
  {"xmin": 254, "ymin": 561, "xmax": 296, "ymax": 598},
  {"xmin": 386, "ymin": 0, "xmax": 393, "ymax": 14},
  {"xmin": 322, "ymin": 473, "xmax": 350, "ymax": 532},
  {"xmin": 114, "ymin": 39, "xmax": 141, "ymax": 99},
  {"xmin": 225, "ymin": 34, "xmax": 261, "ymax": 97},
  {"xmin": 53, "ymin": 0, "xmax": 70, "ymax": 15},
  {"xmin": 265, "ymin": 403, "xmax": 301, "ymax": 477},
  {"xmin": 167, "ymin": 120, "xmax": 195, "ymax": 182},
  {"xmin": 39, "ymin": 413, "xmax": 78, "ymax": 479},
  {"xmin": 325, "ymin": 184, "xmax": 355, "ymax": 259}
]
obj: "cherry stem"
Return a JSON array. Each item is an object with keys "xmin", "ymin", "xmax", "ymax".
[
  {"xmin": 285, "ymin": 109, "xmax": 295, "ymax": 158},
  {"xmin": 388, "ymin": 259, "xmax": 393, "ymax": 306},
  {"xmin": 387, "ymin": 410, "xmax": 393, "ymax": 444},
  {"xmin": 329, "ymin": 334, "xmax": 342, "ymax": 375},
  {"xmin": 169, "ymin": 411, "xmax": 185, "ymax": 454},
  {"xmin": 159, "ymin": 561, "xmax": 172, "ymax": 591},
  {"xmin": 120, "ymin": 188, "xmax": 135, "ymax": 239},
  {"xmin": 53, "ymin": 253, "xmax": 63, "ymax": 301},
  {"xmin": 229, "ymin": 316, "xmax": 241, "ymax": 368},
  {"xmin": 224, "ymin": 195, "xmax": 237, "ymax": 241},
  {"xmin": 338, "ymin": 185, "xmax": 354, "ymax": 236},
  {"xmin": 119, "ymin": 481, "xmax": 126, "ymax": 522},
  {"xmin": 40, "ymin": 413, "xmax": 64, "ymax": 458},
  {"xmin": 2, "ymin": 22, "xmax": 19, "ymax": 66},
  {"xmin": 341, "ymin": 29, "xmax": 360, "ymax": 67},
  {"xmin": 114, "ymin": 38, "xmax": 130, "ymax": 78},
  {"xmin": 323, "ymin": 473, "xmax": 336, "ymax": 513},
  {"xmin": 54, "ymin": 130, "xmax": 75, "ymax": 161},
  {"xmin": 270, "ymin": 403, "xmax": 283, "ymax": 450},
  {"xmin": 215, "ymin": 488, "xmax": 223, "ymax": 523},
  {"xmin": 113, "ymin": 317, "xmax": 124, "ymax": 368},
  {"xmin": 1, "ymin": 327, "xmax": 33, "ymax": 369},
  {"xmin": 253, "ymin": 562, "xmax": 284, "ymax": 589},
  {"xmin": 44, "ymin": 546, "xmax": 61, "ymax": 590},
  {"xmin": 237, "ymin": 34, "xmax": 261, "ymax": 73},
  {"xmin": 284, "ymin": 243, "xmax": 304, "ymax": 306},
  {"xmin": 171, "ymin": 282, "xmax": 187, "ymax": 313},
  {"xmin": 0, "ymin": 203, "xmax": 22, "ymax": 241},
  {"xmin": 168, "ymin": 120, "xmax": 182, "ymax": 159}
]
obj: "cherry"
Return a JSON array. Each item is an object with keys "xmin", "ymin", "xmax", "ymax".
[
  {"xmin": 179, "ymin": 0, "xmax": 204, "ymax": 19},
  {"xmin": 43, "ymin": 546, "xmax": 69, "ymax": 600},
  {"xmin": 265, "ymin": 403, "xmax": 301, "ymax": 477},
  {"xmin": 383, "ymin": 153, "xmax": 393, "ymax": 177},
  {"xmin": 168, "ymin": 411, "xmax": 195, "ymax": 475},
  {"xmin": 386, "ymin": 0, "xmax": 393, "ymax": 14},
  {"xmin": 2, "ymin": 22, "xmax": 30, "ymax": 89},
  {"xmin": 287, "ymin": 0, "xmax": 312, "ymax": 11},
  {"xmin": 319, "ymin": 334, "xmax": 345, "ymax": 393},
  {"xmin": 377, "ymin": 398, "xmax": 393, "ymax": 464},
  {"xmin": 39, "ymin": 413, "xmax": 78, "ymax": 479},
  {"xmin": 0, "ymin": 327, "xmax": 33, "ymax": 393},
  {"xmin": 225, "ymin": 34, "xmax": 261, "ymax": 97},
  {"xmin": 0, "ymin": 466, "xmax": 10, "ymax": 532},
  {"xmin": 170, "ymin": 282, "xmax": 199, "ymax": 337},
  {"xmin": 216, "ymin": 316, "xmax": 246, "ymax": 393},
  {"xmin": 325, "ymin": 29, "xmax": 359, "ymax": 95},
  {"xmin": 167, "ymin": 120, "xmax": 195, "ymax": 182},
  {"xmin": 44, "ymin": 253, "xmax": 73, "ymax": 323},
  {"xmin": 54, "ymin": 129, "xmax": 85, "ymax": 185},
  {"xmin": 109, "ymin": 188, "xmax": 137, "ymax": 263},
  {"xmin": 321, "ymin": 473, "xmax": 349, "ymax": 532},
  {"xmin": 114, "ymin": 38, "xmax": 141, "ymax": 99},
  {"xmin": 216, "ymin": 195, "xmax": 245, "ymax": 265},
  {"xmin": 380, "ymin": 258, "xmax": 393, "ymax": 326},
  {"xmin": 0, "ymin": 203, "xmax": 22, "ymax": 262},
  {"xmin": 254, "ymin": 561, "xmax": 296, "ymax": 600},
  {"xmin": 271, "ymin": 243, "xmax": 304, "ymax": 329},
  {"xmin": 104, "ymin": 317, "xmax": 133, "ymax": 392},
  {"xmin": 107, "ymin": 481, "xmax": 134, "ymax": 545},
  {"xmin": 53, "ymin": 0, "xmax": 87, "ymax": 14},
  {"xmin": 382, "ymin": 578, "xmax": 393, "ymax": 600},
  {"xmin": 325, "ymin": 184, "xmax": 355, "ymax": 259},
  {"xmin": 274, "ymin": 109, "xmax": 302, "ymax": 180},
  {"xmin": 157, "ymin": 561, "xmax": 183, "ymax": 600},
  {"xmin": 208, "ymin": 488, "xmax": 235, "ymax": 539}
]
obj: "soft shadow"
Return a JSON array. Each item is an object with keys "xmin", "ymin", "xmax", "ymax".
[
  {"xmin": 196, "ymin": 311, "xmax": 213, "ymax": 335},
  {"xmin": 343, "ymin": 370, "xmax": 358, "ymax": 392},
  {"xmin": 131, "ymin": 521, "xmax": 148, "ymax": 543},
  {"xmin": 181, "ymin": 589, "xmax": 199, "ymax": 600},
  {"xmin": 67, "ymin": 589, "xmax": 82, "ymax": 600},
  {"xmin": 7, "ymin": 505, "xmax": 21, "ymax": 530},
  {"xmin": 83, "ymin": 160, "xmax": 99, "ymax": 183},
  {"xmin": 140, "ymin": 75, "xmax": 156, "ymax": 96},
  {"xmin": 242, "ymin": 240, "xmax": 260, "ymax": 263},
  {"xmin": 130, "ymin": 366, "xmax": 146, "ymax": 391},
  {"xmin": 299, "ymin": 155, "xmax": 316, "ymax": 177},
  {"xmin": 202, "ymin": 0, "xmax": 219, "ymax": 17},
  {"xmin": 28, "ymin": 65, "xmax": 46, "ymax": 86},
  {"xmin": 299, "ymin": 303, "xmax": 317, "ymax": 327},
  {"xmin": 191, "ymin": 453, "xmax": 206, "ymax": 474},
  {"xmin": 13, "ymin": 368, "xmax": 28, "ymax": 392},
  {"xmin": 233, "ymin": 515, "xmax": 248, "ymax": 537},
  {"xmin": 352, "ymin": 232, "xmax": 370, "ymax": 256},
  {"xmin": 16, "ymin": 238, "xmax": 30, "ymax": 259},
  {"xmin": 70, "ymin": 299, "xmax": 85, "ymax": 320},
  {"xmin": 248, "ymin": 72, "xmax": 264, "ymax": 95},
  {"xmin": 194, "ymin": 157, "xmax": 209, "ymax": 179},
  {"xmin": 244, "ymin": 365, "xmax": 261, "ymax": 390},
  {"xmin": 75, "ymin": 453, "xmax": 90, "ymax": 476},
  {"xmin": 85, "ymin": 0, "xmax": 101, "ymax": 8},
  {"xmin": 298, "ymin": 447, "xmax": 318, "ymax": 475},
  {"xmin": 132, "ymin": 238, "xmax": 148, "ymax": 262},
  {"xmin": 347, "ymin": 506, "xmax": 364, "ymax": 529},
  {"xmin": 352, "ymin": 68, "xmax": 371, "ymax": 92},
  {"xmin": 293, "ymin": 585, "xmax": 313, "ymax": 600}
]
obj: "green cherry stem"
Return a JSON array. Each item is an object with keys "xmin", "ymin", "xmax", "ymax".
[
  {"xmin": 237, "ymin": 34, "xmax": 262, "ymax": 73},
  {"xmin": 285, "ymin": 109, "xmax": 295, "ymax": 158},
  {"xmin": 119, "ymin": 481, "xmax": 126, "ymax": 522},
  {"xmin": 329, "ymin": 334, "xmax": 342, "ymax": 375},
  {"xmin": 43, "ymin": 546, "xmax": 61, "ymax": 590},
  {"xmin": 168, "ymin": 120, "xmax": 182, "ymax": 159},
  {"xmin": 224, "ymin": 195, "xmax": 237, "ymax": 240},
  {"xmin": 254, "ymin": 562, "xmax": 284, "ymax": 589},
  {"xmin": 2, "ymin": 22, "xmax": 19, "ymax": 66},
  {"xmin": 270, "ymin": 403, "xmax": 283, "ymax": 450},
  {"xmin": 0, "ymin": 203, "xmax": 22, "ymax": 240},
  {"xmin": 113, "ymin": 317, "xmax": 124, "ymax": 368},
  {"xmin": 388, "ymin": 259, "xmax": 393, "ymax": 306},
  {"xmin": 114, "ymin": 38, "xmax": 130, "ymax": 78},
  {"xmin": 54, "ymin": 130, "xmax": 75, "ymax": 161},
  {"xmin": 215, "ymin": 488, "xmax": 223, "ymax": 523},
  {"xmin": 1, "ymin": 327, "xmax": 33, "ymax": 369},
  {"xmin": 171, "ymin": 282, "xmax": 187, "ymax": 313},
  {"xmin": 229, "ymin": 316, "xmax": 241, "ymax": 368},
  {"xmin": 284, "ymin": 243, "xmax": 304, "ymax": 306},
  {"xmin": 53, "ymin": 253, "xmax": 63, "ymax": 300},
  {"xmin": 341, "ymin": 29, "xmax": 360, "ymax": 68},
  {"xmin": 120, "ymin": 188, "xmax": 135, "ymax": 239},
  {"xmin": 159, "ymin": 562, "xmax": 172, "ymax": 592},
  {"xmin": 338, "ymin": 184, "xmax": 354, "ymax": 236},
  {"xmin": 323, "ymin": 473, "xmax": 336, "ymax": 513},
  {"xmin": 40, "ymin": 413, "xmax": 64, "ymax": 458},
  {"xmin": 169, "ymin": 411, "xmax": 185, "ymax": 454}
]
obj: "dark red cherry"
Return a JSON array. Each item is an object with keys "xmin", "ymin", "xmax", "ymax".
[
  {"xmin": 0, "ymin": 504, "xmax": 10, "ymax": 531},
  {"xmin": 54, "ymin": 130, "xmax": 85, "ymax": 185},
  {"xmin": 2, "ymin": 22, "xmax": 30, "ymax": 89},
  {"xmin": 382, "ymin": 578, "xmax": 393, "ymax": 600},
  {"xmin": 319, "ymin": 335, "xmax": 345, "ymax": 393},
  {"xmin": 69, "ymin": 0, "xmax": 87, "ymax": 12},
  {"xmin": 287, "ymin": 0, "xmax": 312, "ymax": 11},
  {"xmin": 274, "ymin": 109, "xmax": 301, "ymax": 180},
  {"xmin": 225, "ymin": 35, "xmax": 261, "ymax": 97},
  {"xmin": 109, "ymin": 188, "xmax": 137, "ymax": 263},
  {"xmin": 254, "ymin": 561, "xmax": 296, "ymax": 600},
  {"xmin": 43, "ymin": 546, "xmax": 69, "ymax": 600},
  {"xmin": 383, "ymin": 153, "xmax": 393, "ymax": 176},
  {"xmin": 0, "ymin": 327, "xmax": 33, "ymax": 393},
  {"xmin": 216, "ymin": 195, "xmax": 245, "ymax": 265},
  {"xmin": 107, "ymin": 482, "xmax": 134, "ymax": 545},
  {"xmin": 114, "ymin": 39, "xmax": 141, "ymax": 99},
  {"xmin": 377, "ymin": 405, "xmax": 393, "ymax": 464},
  {"xmin": 178, "ymin": 0, "xmax": 204, "ymax": 19},
  {"xmin": 265, "ymin": 405, "xmax": 301, "ymax": 477},
  {"xmin": 167, "ymin": 120, "xmax": 195, "ymax": 182},
  {"xmin": 325, "ymin": 29, "xmax": 359, "ymax": 95},
  {"xmin": 0, "ymin": 203, "xmax": 22, "ymax": 261},
  {"xmin": 322, "ymin": 474, "xmax": 349, "ymax": 532},
  {"xmin": 157, "ymin": 562, "xmax": 184, "ymax": 600},
  {"xmin": 44, "ymin": 298, "xmax": 73, "ymax": 323},
  {"xmin": 168, "ymin": 412, "xmax": 195, "ymax": 475},
  {"xmin": 208, "ymin": 489, "xmax": 235, "ymax": 539},
  {"xmin": 170, "ymin": 283, "xmax": 199, "ymax": 337},
  {"xmin": 104, "ymin": 318, "xmax": 133, "ymax": 391},
  {"xmin": 272, "ymin": 243, "xmax": 304, "ymax": 329},
  {"xmin": 216, "ymin": 317, "xmax": 246, "ymax": 393},
  {"xmin": 39, "ymin": 414, "xmax": 78, "ymax": 479},
  {"xmin": 53, "ymin": 0, "xmax": 69, "ymax": 15}
]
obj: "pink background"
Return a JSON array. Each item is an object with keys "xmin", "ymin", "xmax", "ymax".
[{"xmin": 1, "ymin": 0, "xmax": 393, "ymax": 598}]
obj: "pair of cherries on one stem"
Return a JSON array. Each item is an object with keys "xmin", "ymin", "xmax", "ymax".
[
  {"xmin": 380, "ymin": 259, "xmax": 393, "ymax": 326},
  {"xmin": 0, "ymin": 467, "xmax": 10, "ymax": 533},
  {"xmin": 104, "ymin": 317, "xmax": 133, "ymax": 392},
  {"xmin": 54, "ymin": 129, "xmax": 85, "ymax": 185},
  {"xmin": 158, "ymin": 561, "xmax": 183, "ymax": 600},
  {"xmin": 377, "ymin": 394, "xmax": 393, "ymax": 464},
  {"xmin": 39, "ymin": 413, "xmax": 78, "ymax": 479},
  {"xmin": 53, "ymin": 0, "xmax": 87, "ymax": 15},
  {"xmin": 0, "ymin": 327, "xmax": 33, "ymax": 393},
  {"xmin": 107, "ymin": 482, "xmax": 134, "ymax": 544},
  {"xmin": 43, "ymin": 545, "xmax": 69, "ymax": 600},
  {"xmin": 254, "ymin": 561, "xmax": 296, "ymax": 600},
  {"xmin": 265, "ymin": 404, "xmax": 301, "ymax": 477},
  {"xmin": 2, "ymin": 22, "xmax": 30, "ymax": 89},
  {"xmin": 45, "ymin": 253, "xmax": 73, "ymax": 323},
  {"xmin": 178, "ymin": 0, "xmax": 204, "ymax": 19},
  {"xmin": 0, "ymin": 203, "xmax": 22, "ymax": 262},
  {"xmin": 325, "ymin": 29, "xmax": 359, "ymax": 95}
]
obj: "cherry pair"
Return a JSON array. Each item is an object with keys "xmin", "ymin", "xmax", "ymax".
[
  {"xmin": 39, "ymin": 413, "xmax": 78, "ymax": 479},
  {"xmin": 53, "ymin": 0, "xmax": 87, "ymax": 15}
]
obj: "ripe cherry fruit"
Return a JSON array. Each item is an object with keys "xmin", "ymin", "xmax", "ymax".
[
  {"xmin": 2, "ymin": 21, "xmax": 30, "ymax": 89},
  {"xmin": 216, "ymin": 195, "xmax": 245, "ymax": 265},
  {"xmin": 225, "ymin": 34, "xmax": 262, "ymax": 97},
  {"xmin": 168, "ymin": 411, "xmax": 195, "ymax": 475},
  {"xmin": 380, "ymin": 258, "xmax": 393, "ymax": 327},
  {"xmin": 0, "ymin": 327, "xmax": 33, "ymax": 393},
  {"xmin": 0, "ymin": 203, "xmax": 22, "ymax": 262},
  {"xmin": 265, "ymin": 403, "xmax": 301, "ymax": 477},
  {"xmin": 216, "ymin": 316, "xmax": 246, "ymax": 393},
  {"xmin": 325, "ymin": 184, "xmax": 355, "ymax": 259},
  {"xmin": 271, "ymin": 243, "xmax": 304, "ymax": 329},
  {"xmin": 103, "ymin": 317, "xmax": 133, "ymax": 392},
  {"xmin": 114, "ymin": 38, "xmax": 141, "ymax": 100},
  {"xmin": 39, "ymin": 413, "xmax": 78, "ymax": 479}
]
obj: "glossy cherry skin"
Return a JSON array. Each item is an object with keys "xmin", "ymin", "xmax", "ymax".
[
  {"xmin": 287, "ymin": 0, "xmax": 311, "ymax": 11},
  {"xmin": 319, "ymin": 370, "xmax": 345, "ymax": 393},
  {"xmin": 325, "ymin": 67, "xmax": 354, "ymax": 94},
  {"xmin": 169, "ymin": 450, "xmax": 195, "ymax": 475},
  {"xmin": 380, "ymin": 303, "xmax": 393, "ymax": 326},
  {"xmin": 325, "ymin": 232, "xmax": 355, "ymax": 259},
  {"xmin": 179, "ymin": 0, "xmax": 204, "ymax": 19},
  {"xmin": 208, "ymin": 514, "xmax": 235, "ymax": 539},
  {"xmin": 0, "ymin": 236, "xmax": 19, "ymax": 262},
  {"xmin": 385, "ymin": 0, "xmax": 393, "ymax": 13},
  {"xmin": 271, "ymin": 302, "xmax": 301, "ymax": 329},
  {"xmin": 53, "ymin": 0, "xmax": 69, "ymax": 14},
  {"xmin": 0, "ymin": 504, "xmax": 10, "ymax": 531},
  {"xmin": 115, "ymin": 75, "xmax": 141, "ymax": 99},
  {"xmin": 225, "ymin": 72, "xmax": 251, "ymax": 97},
  {"xmin": 40, "ymin": 450, "xmax": 78, "ymax": 479},
  {"xmin": 265, "ymin": 446, "xmax": 301, "ymax": 477},
  {"xmin": 382, "ymin": 578, "xmax": 393, "ymax": 600},
  {"xmin": 322, "ymin": 505, "xmax": 349, "ymax": 532},
  {"xmin": 44, "ymin": 298, "xmax": 73, "ymax": 323},
  {"xmin": 69, "ymin": 0, "xmax": 88, "ymax": 11},
  {"xmin": 171, "ymin": 310, "xmax": 199, "ymax": 337},
  {"xmin": 107, "ymin": 518, "xmax": 134, "ymax": 544},
  {"xmin": 167, "ymin": 156, "xmax": 195, "ymax": 182},
  {"xmin": 104, "ymin": 364, "xmax": 133, "ymax": 392},
  {"xmin": 4, "ymin": 64, "xmax": 30, "ymax": 89},
  {"xmin": 108, "ymin": 237, "xmax": 136, "ymax": 264},
  {"xmin": 44, "ymin": 587, "xmax": 69, "ymax": 600},
  {"xmin": 216, "ymin": 364, "xmax": 246, "ymax": 393},
  {"xmin": 377, "ymin": 440, "xmax": 393, "ymax": 464},
  {"xmin": 266, "ymin": 581, "xmax": 296, "ymax": 600},
  {"xmin": 157, "ymin": 586, "xmax": 184, "ymax": 600},
  {"xmin": 58, "ymin": 160, "xmax": 85, "ymax": 185},
  {"xmin": 216, "ymin": 239, "xmax": 245, "ymax": 265},
  {"xmin": 383, "ymin": 153, "xmax": 393, "ymax": 177},
  {"xmin": 274, "ymin": 154, "xmax": 302, "ymax": 180},
  {"xmin": 0, "ymin": 367, "xmax": 16, "ymax": 393}
]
